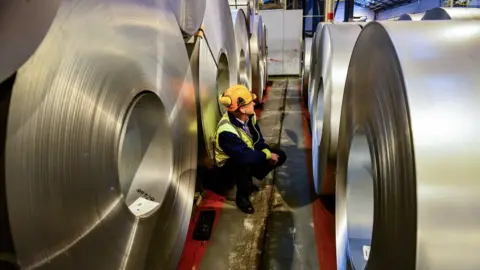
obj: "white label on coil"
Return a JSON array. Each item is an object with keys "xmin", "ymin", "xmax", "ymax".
[
  {"xmin": 128, "ymin": 197, "xmax": 160, "ymax": 217},
  {"xmin": 363, "ymin": 245, "xmax": 370, "ymax": 261}
]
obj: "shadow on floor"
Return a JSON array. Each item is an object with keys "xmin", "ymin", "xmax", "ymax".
[{"xmin": 261, "ymin": 210, "xmax": 295, "ymax": 270}]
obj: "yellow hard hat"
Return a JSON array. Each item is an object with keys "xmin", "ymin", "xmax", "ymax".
[{"xmin": 218, "ymin": 85, "xmax": 257, "ymax": 112}]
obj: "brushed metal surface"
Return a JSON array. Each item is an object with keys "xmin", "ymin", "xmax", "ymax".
[
  {"xmin": 336, "ymin": 21, "xmax": 480, "ymax": 270},
  {"xmin": 312, "ymin": 24, "xmax": 361, "ymax": 196},
  {"xmin": 422, "ymin": 7, "xmax": 480, "ymax": 20},
  {"xmin": 194, "ymin": 0, "xmax": 237, "ymax": 165},
  {"xmin": 189, "ymin": 37, "xmax": 219, "ymax": 167},
  {"xmin": 251, "ymin": 15, "xmax": 265, "ymax": 102},
  {"xmin": 203, "ymin": 0, "xmax": 238, "ymax": 86},
  {"xmin": 5, "ymin": 0, "xmax": 197, "ymax": 269},
  {"xmin": 398, "ymin": 13, "xmax": 425, "ymax": 20},
  {"xmin": 231, "ymin": 9, "xmax": 252, "ymax": 91},
  {"xmin": 229, "ymin": 0, "xmax": 257, "ymax": 34},
  {"xmin": 168, "ymin": 0, "xmax": 206, "ymax": 37},
  {"xmin": 263, "ymin": 23, "xmax": 269, "ymax": 84},
  {"xmin": 307, "ymin": 22, "xmax": 327, "ymax": 113},
  {"xmin": 0, "ymin": 0, "xmax": 60, "ymax": 82},
  {"xmin": 301, "ymin": 37, "xmax": 313, "ymax": 106}
]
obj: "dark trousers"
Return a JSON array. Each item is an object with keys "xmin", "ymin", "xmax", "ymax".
[{"xmin": 217, "ymin": 148, "xmax": 287, "ymax": 197}]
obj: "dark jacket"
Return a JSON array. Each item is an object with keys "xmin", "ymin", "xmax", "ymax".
[{"xmin": 217, "ymin": 112, "xmax": 270, "ymax": 165}]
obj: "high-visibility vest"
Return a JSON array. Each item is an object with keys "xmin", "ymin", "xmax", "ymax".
[{"xmin": 213, "ymin": 113, "xmax": 259, "ymax": 167}]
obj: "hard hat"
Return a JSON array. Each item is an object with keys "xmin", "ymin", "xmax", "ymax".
[{"xmin": 218, "ymin": 85, "xmax": 257, "ymax": 112}]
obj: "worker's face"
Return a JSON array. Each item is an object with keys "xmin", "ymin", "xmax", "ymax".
[{"xmin": 239, "ymin": 101, "xmax": 255, "ymax": 115}]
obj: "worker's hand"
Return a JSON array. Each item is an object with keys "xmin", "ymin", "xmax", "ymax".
[{"xmin": 271, "ymin": 153, "xmax": 280, "ymax": 164}]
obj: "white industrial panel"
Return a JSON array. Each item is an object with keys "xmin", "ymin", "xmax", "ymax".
[
  {"xmin": 260, "ymin": 10, "xmax": 284, "ymax": 75},
  {"xmin": 282, "ymin": 10, "xmax": 302, "ymax": 75}
]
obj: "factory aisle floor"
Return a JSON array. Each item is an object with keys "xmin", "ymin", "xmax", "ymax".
[
  {"xmin": 177, "ymin": 77, "xmax": 336, "ymax": 270},
  {"xmin": 261, "ymin": 78, "xmax": 336, "ymax": 270}
]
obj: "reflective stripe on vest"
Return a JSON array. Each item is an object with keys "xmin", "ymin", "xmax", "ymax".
[{"xmin": 214, "ymin": 113, "xmax": 258, "ymax": 167}]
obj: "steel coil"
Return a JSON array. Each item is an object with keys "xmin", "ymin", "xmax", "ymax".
[
  {"xmin": 398, "ymin": 13, "xmax": 425, "ymax": 20},
  {"xmin": 203, "ymin": 0, "xmax": 238, "ymax": 83},
  {"xmin": 301, "ymin": 37, "xmax": 313, "ymax": 106},
  {"xmin": 422, "ymin": 7, "xmax": 480, "ymax": 20},
  {"xmin": 311, "ymin": 24, "xmax": 361, "ymax": 195},
  {"xmin": 231, "ymin": 9, "xmax": 253, "ymax": 92},
  {"xmin": 251, "ymin": 15, "xmax": 265, "ymax": 103},
  {"xmin": 263, "ymin": 23, "xmax": 269, "ymax": 86},
  {"xmin": 195, "ymin": 0, "xmax": 238, "ymax": 164},
  {"xmin": 229, "ymin": 0, "xmax": 257, "ymax": 35},
  {"xmin": 0, "ymin": 0, "xmax": 60, "ymax": 83},
  {"xmin": 336, "ymin": 21, "xmax": 480, "ymax": 270},
  {"xmin": 189, "ymin": 37, "xmax": 218, "ymax": 167},
  {"xmin": 5, "ymin": 0, "xmax": 197, "ymax": 269},
  {"xmin": 307, "ymin": 22, "xmax": 327, "ymax": 112},
  {"xmin": 168, "ymin": 0, "xmax": 206, "ymax": 37}
]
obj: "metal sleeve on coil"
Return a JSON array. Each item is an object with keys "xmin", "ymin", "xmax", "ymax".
[
  {"xmin": 231, "ymin": 9, "xmax": 253, "ymax": 92},
  {"xmin": 0, "ymin": 0, "xmax": 60, "ymax": 82},
  {"xmin": 422, "ymin": 7, "xmax": 480, "ymax": 20},
  {"xmin": 250, "ymin": 15, "xmax": 265, "ymax": 102},
  {"xmin": 5, "ymin": 0, "xmax": 198, "ymax": 269},
  {"xmin": 168, "ymin": 0, "xmax": 206, "ymax": 37},
  {"xmin": 397, "ymin": 13, "xmax": 425, "ymax": 21},
  {"xmin": 336, "ymin": 21, "xmax": 480, "ymax": 270},
  {"xmin": 301, "ymin": 37, "xmax": 313, "ymax": 103},
  {"xmin": 311, "ymin": 24, "xmax": 361, "ymax": 195}
]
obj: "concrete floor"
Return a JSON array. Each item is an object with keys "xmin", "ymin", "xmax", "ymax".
[
  {"xmin": 261, "ymin": 78, "xmax": 320, "ymax": 270},
  {"xmin": 178, "ymin": 77, "xmax": 336, "ymax": 270}
]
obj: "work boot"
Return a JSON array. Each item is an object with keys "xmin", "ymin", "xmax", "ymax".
[
  {"xmin": 248, "ymin": 180, "xmax": 259, "ymax": 194},
  {"xmin": 235, "ymin": 195, "xmax": 254, "ymax": 214}
]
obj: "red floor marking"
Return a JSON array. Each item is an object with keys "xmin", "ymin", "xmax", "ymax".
[
  {"xmin": 299, "ymin": 85, "xmax": 337, "ymax": 270},
  {"xmin": 178, "ymin": 85, "xmax": 270, "ymax": 270},
  {"xmin": 177, "ymin": 191, "xmax": 225, "ymax": 270}
]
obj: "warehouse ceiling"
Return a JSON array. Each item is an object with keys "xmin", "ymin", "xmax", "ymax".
[{"xmin": 354, "ymin": 0, "xmax": 418, "ymax": 12}]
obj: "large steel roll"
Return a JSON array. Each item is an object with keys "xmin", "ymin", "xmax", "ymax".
[
  {"xmin": 168, "ymin": 0, "xmax": 206, "ymax": 37},
  {"xmin": 312, "ymin": 24, "xmax": 361, "ymax": 195},
  {"xmin": 203, "ymin": 0, "xmax": 238, "ymax": 85},
  {"xmin": 195, "ymin": 0, "xmax": 238, "ymax": 164},
  {"xmin": 229, "ymin": 0, "xmax": 257, "ymax": 35},
  {"xmin": 307, "ymin": 22, "xmax": 327, "ymax": 112},
  {"xmin": 263, "ymin": 23, "xmax": 269, "ymax": 86},
  {"xmin": 5, "ymin": 0, "xmax": 198, "ymax": 269},
  {"xmin": 301, "ymin": 37, "xmax": 313, "ymax": 106},
  {"xmin": 397, "ymin": 12, "xmax": 425, "ymax": 20},
  {"xmin": 250, "ymin": 15, "xmax": 265, "ymax": 103},
  {"xmin": 0, "ymin": 0, "xmax": 60, "ymax": 83},
  {"xmin": 336, "ymin": 21, "xmax": 480, "ymax": 270},
  {"xmin": 422, "ymin": 7, "xmax": 480, "ymax": 20},
  {"xmin": 231, "ymin": 9, "xmax": 252, "ymax": 91}
]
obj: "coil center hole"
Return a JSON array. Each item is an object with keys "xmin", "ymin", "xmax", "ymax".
[
  {"xmin": 217, "ymin": 53, "xmax": 230, "ymax": 115},
  {"xmin": 238, "ymin": 50, "xmax": 248, "ymax": 89},
  {"xmin": 118, "ymin": 92, "xmax": 173, "ymax": 218},
  {"xmin": 346, "ymin": 130, "xmax": 374, "ymax": 269}
]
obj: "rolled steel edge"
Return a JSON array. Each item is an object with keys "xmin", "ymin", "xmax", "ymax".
[
  {"xmin": 336, "ymin": 21, "xmax": 480, "ymax": 270},
  {"xmin": 301, "ymin": 37, "xmax": 313, "ymax": 106},
  {"xmin": 422, "ymin": 7, "xmax": 480, "ymax": 20},
  {"xmin": 5, "ymin": 0, "xmax": 197, "ymax": 269},
  {"xmin": 312, "ymin": 24, "xmax": 361, "ymax": 195},
  {"xmin": 168, "ymin": 0, "xmax": 206, "ymax": 37}
]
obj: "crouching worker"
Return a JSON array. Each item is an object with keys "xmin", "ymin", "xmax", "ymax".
[{"xmin": 214, "ymin": 85, "xmax": 286, "ymax": 214}]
